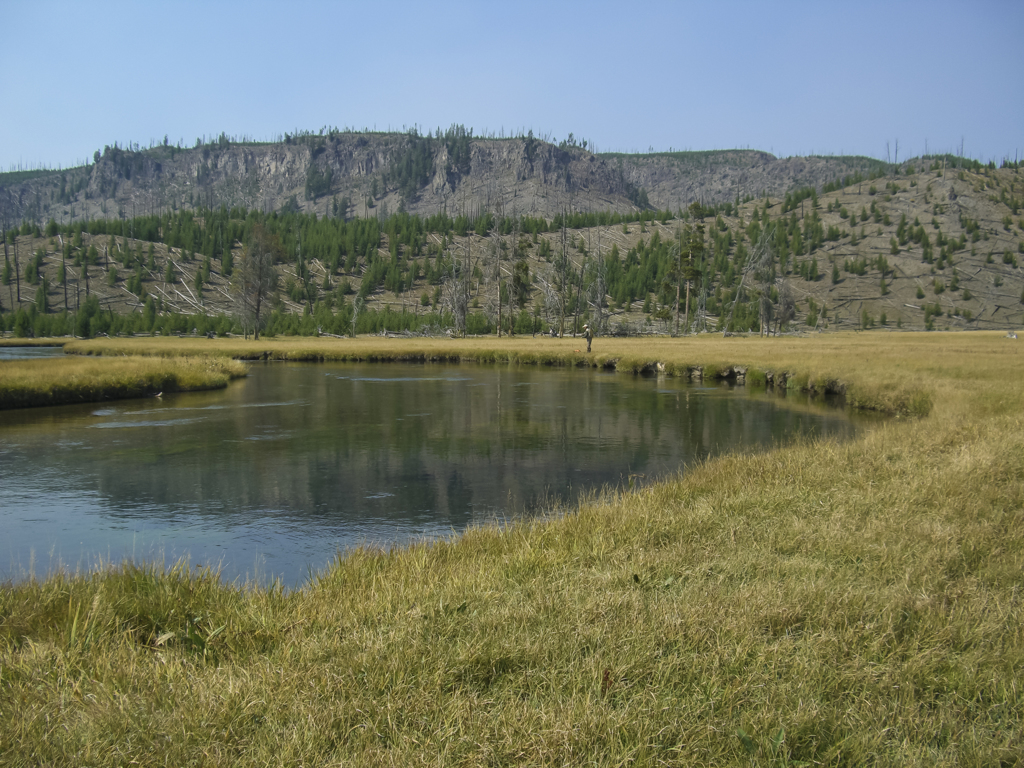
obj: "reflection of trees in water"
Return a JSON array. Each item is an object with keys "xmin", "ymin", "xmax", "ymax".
[{"xmin": 49, "ymin": 364, "xmax": 855, "ymax": 533}]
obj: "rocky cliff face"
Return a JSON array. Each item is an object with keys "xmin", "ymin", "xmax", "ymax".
[{"xmin": 0, "ymin": 133, "xmax": 888, "ymax": 225}]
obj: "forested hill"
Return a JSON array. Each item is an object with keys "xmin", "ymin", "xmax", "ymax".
[
  {"xmin": 3, "ymin": 157, "xmax": 1022, "ymax": 339},
  {"xmin": 1, "ymin": 128, "xmax": 894, "ymax": 227}
]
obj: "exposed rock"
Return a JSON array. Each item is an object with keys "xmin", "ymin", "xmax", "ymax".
[{"xmin": 0, "ymin": 134, "xmax": 890, "ymax": 225}]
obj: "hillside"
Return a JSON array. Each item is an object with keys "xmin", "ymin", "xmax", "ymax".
[
  {"xmin": 599, "ymin": 150, "xmax": 891, "ymax": 212},
  {"xmin": 3, "ymin": 159, "xmax": 1022, "ymax": 336},
  {"xmin": 1, "ymin": 131, "xmax": 900, "ymax": 227}
]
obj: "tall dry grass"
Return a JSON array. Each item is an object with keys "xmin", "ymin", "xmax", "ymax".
[
  {"xmin": 0, "ymin": 355, "xmax": 248, "ymax": 409},
  {"xmin": 64, "ymin": 329, "xmax": 1012, "ymax": 415},
  {"xmin": 0, "ymin": 337, "xmax": 68, "ymax": 347},
  {"xmin": 2, "ymin": 331, "xmax": 1023, "ymax": 765}
]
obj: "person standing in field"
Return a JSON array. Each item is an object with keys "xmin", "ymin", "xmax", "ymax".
[{"xmin": 583, "ymin": 323, "xmax": 593, "ymax": 353}]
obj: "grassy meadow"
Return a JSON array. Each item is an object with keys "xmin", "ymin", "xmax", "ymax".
[{"xmin": 1, "ymin": 331, "xmax": 1023, "ymax": 765}]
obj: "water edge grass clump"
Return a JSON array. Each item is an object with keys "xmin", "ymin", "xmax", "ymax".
[
  {"xmin": 0, "ymin": 336, "xmax": 68, "ymax": 347},
  {"xmin": 0, "ymin": 355, "xmax": 249, "ymax": 409}
]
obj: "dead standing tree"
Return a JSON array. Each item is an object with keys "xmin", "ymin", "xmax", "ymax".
[
  {"xmin": 571, "ymin": 234, "xmax": 586, "ymax": 337},
  {"xmin": 2, "ymin": 218, "xmax": 14, "ymax": 308},
  {"xmin": 556, "ymin": 210, "xmax": 570, "ymax": 336},
  {"xmin": 509, "ymin": 255, "xmax": 529, "ymax": 336},
  {"xmin": 234, "ymin": 224, "xmax": 281, "ymax": 340},
  {"xmin": 505, "ymin": 215, "xmax": 527, "ymax": 336},
  {"xmin": 694, "ymin": 233, "xmax": 711, "ymax": 334},
  {"xmin": 773, "ymin": 280, "xmax": 796, "ymax": 336},
  {"xmin": 490, "ymin": 211, "xmax": 504, "ymax": 336},
  {"xmin": 723, "ymin": 225, "xmax": 775, "ymax": 336},
  {"xmin": 441, "ymin": 236, "xmax": 473, "ymax": 336},
  {"xmin": 586, "ymin": 226, "xmax": 608, "ymax": 334},
  {"xmin": 675, "ymin": 219, "xmax": 705, "ymax": 335}
]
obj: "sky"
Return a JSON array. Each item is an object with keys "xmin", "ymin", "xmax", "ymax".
[{"xmin": 2, "ymin": 0, "xmax": 1021, "ymax": 172}]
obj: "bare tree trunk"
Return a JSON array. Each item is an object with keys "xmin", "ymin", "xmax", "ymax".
[
  {"xmin": 558, "ymin": 212, "xmax": 568, "ymax": 336},
  {"xmin": 590, "ymin": 226, "xmax": 606, "ymax": 333},
  {"xmin": 572, "ymin": 264, "xmax": 583, "ymax": 336},
  {"xmin": 508, "ymin": 214, "xmax": 520, "ymax": 337},
  {"xmin": 62, "ymin": 244, "xmax": 68, "ymax": 311},
  {"xmin": 14, "ymin": 235, "xmax": 21, "ymax": 303},
  {"xmin": 674, "ymin": 239, "xmax": 682, "ymax": 336},
  {"xmin": 464, "ymin": 236, "xmax": 472, "ymax": 337},
  {"xmin": 696, "ymin": 252, "xmax": 708, "ymax": 334},
  {"xmin": 683, "ymin": 275, "xmax": 690, "ymax": 336},
  {"xmin": 725, "ymin": 225, "xmax": 772, "ymax": 337},
  {"xmin": 3, "ymin": 223, "xmax": 13, "ymax": 308},
  {"xmin": 494, "ymin": 225, "xmax": 502, "ymax": 337}
]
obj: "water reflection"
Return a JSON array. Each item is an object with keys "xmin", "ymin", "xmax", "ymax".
[
  {"xmin": 0, "ymin": 345, "xmax": 66, "ymax": 360},
  {"xmin": 0, "ymin": 361, "xmax": 862, "ymax": 586}
]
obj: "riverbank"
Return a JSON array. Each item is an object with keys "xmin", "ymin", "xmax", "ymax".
[
  {"xmin": 62, "ymin": 332, "xmax": 957, "ymax": 416},
  {"xmin": 0, "ymin": 355, "xmax": 248, "ymax": 409},
  {"xmin": 2, "ymin": 332, "xmax": 1023, "ymax": 765},
  {"xmin": 0, "ymin": 336, "xmax": 68, "ymax": 347}
]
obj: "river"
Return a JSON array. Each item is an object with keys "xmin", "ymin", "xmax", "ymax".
[{"xmin": 0, "ymin": 358, "xmax": 864, "ymax": 586}]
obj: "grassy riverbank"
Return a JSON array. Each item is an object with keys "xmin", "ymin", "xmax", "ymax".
[
  {"xmin": 0, "ymin": 336, "xmax": 68, "ymax": 347},
  {"xmin": 2, "ymin": 332, "xmax": 1023, "ymax": 765},
  {"xmin": 0, "ymin": 355, "xmax": 248, "ymax": 409},
  {"xmin": 63, "ymin": 331, "xmax": 964, "ymax": 416}
]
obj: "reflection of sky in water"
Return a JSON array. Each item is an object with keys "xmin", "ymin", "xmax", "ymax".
[
  {"xmin": 90, "ymin": 418, "xmax": 206, "ymax": 429},
  {"xmin": 332, "ymin": 374, "xmax": 473, "ymax": 383},
  {"xmin": 0, "ymin": 346, "xmax": 67, "ymax": 360},
  {"xmin": 0, "ymin": 361, "xmax": 864, "ymax": 587}
]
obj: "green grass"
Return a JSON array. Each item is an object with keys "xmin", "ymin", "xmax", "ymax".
[{"xmin": 2, "ymin": 332, "xmax": 1023, "ymax": 765}]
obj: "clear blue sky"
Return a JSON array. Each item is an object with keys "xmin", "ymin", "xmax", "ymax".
[{"xmin": 2, "ymin": 0, "xmax": 1021, "ymax": 171}]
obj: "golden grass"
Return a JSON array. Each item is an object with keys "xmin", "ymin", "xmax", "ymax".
[
  {"xmin": 0, "ymin": 355, "xmax": 249, "ymax": 409},
  {"xmin": 2, "ymin": 331, "xmax": 1023, "ymax": 765},
  {"xmin": 0, "ymin": 336, "xmax": 68, "ymax": 347},
  {"xmin": 65, "ymin": 330, "xmax": 1022, "ymax": 415}
]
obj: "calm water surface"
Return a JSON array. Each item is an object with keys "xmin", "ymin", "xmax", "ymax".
[
  {"xmin": 0, "ymin": 345, "xmax": 66, "ymax": 360},
  {"xmin": 0, "ymin": 360, "xmax": 863, "ymax": 586}
]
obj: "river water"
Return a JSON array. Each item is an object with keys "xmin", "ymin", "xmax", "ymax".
[{"xmin": 0, "ymin": 358, "xmax": 864, "ymax": 586}]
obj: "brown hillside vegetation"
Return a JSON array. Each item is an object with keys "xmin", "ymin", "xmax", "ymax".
[{"xmin": 4, "ymin": 162, "xmax": 1022, "ymax": 334}]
